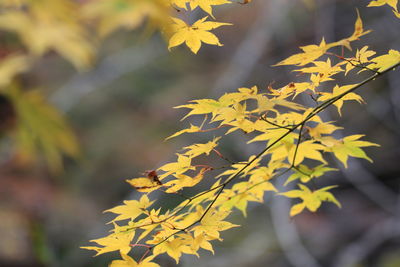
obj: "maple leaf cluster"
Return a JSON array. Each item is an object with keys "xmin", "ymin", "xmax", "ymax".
[{"xmin": 83, "ymin": 5, "xmax": 400, "ymax": 266}]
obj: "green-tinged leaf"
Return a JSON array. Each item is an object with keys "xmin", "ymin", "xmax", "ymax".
[
  {"xmin": 285, "ymin": 164, "xmax": 337, "ymax": 185},
  {"xmin": 281, "ymin": 185, "xmax": 340, "ymax": 216},
  {"xmin": 324, "ymin": 135, "xmax": 379, "ymax": 168}
]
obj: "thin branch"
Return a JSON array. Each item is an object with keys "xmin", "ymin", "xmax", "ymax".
[
  {"xmin": 260, "ymin": 115, "xmax": 295, "ymax": 130},
  {"xmin": 213, "ymin": 149, "xmax": 237, "ymax": 164},
  {"xmin": 325, "ymin": 52, "xmax": 379, "ymax": 74},
  {"xmin": 291, "ymin": 123, "xmax": 305, "ymax": 167}
]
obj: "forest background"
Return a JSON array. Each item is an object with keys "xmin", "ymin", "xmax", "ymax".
[{"xmin": 0, "ymin": 0, "xmax": 399, "ymax": 267}]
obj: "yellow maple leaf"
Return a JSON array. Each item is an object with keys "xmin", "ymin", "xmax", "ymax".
[
  {"xmin": 168, "ymin": 16, "xmax": 232, "ymax": 54},
  {"xmin": 126, "ymin": 177, "xmax": 162, "ymax": 193},
  {"xmin": 248, "ymin": 181, "xmax": 277, "ymax": 201},
  {"xmin": 275, "ymin": 38, "xmax": 328, "ymax": 66},
  {"xmin": 182, "ymin": 137, "xmax": 221, "ymax": 158},
  {"xmin": 268, "ymin": 82, "xmax": 311, "ymax": 98},
  {"xmin": 225, "ymin": 118, "xmax": 255, "ymax": 134},
  {"xmin": 175, "ymin": 98, "xmax": 224, "ymax": 120},
  {"xmin": 331, "ymin": 10, "xmax": 371, "ymax": 50},
  {"xmin": 307, "ymin": 122, "xmax": 342, "ymax": 139},
  {"xmin": 295, "ymin": 58, "xmax": 341, "ymax": 75},
  {"xmin": 340, "ymin": 46, "xmax": 376, "ymax": 75},
  {"xmin": 249, "ymin": 126, "xmax": 295, "ymax": 145},
  {"xmin": 324, "ymin": 134, "xmax": 379, "ymax": 168},
  {"xmin": 105, "ymin": 195, "xmax": 153, "ymax": 222},
  {"xmin": 219, "ymin": 86, "xmax": 259, "ymax": 104},
  {"xmin": 218, "ymin": 188, "xmax": 249, "ymax": 216},
  {"xmin": 248, "ymin": 166, "xmax": 274, "ymax": 182},
  {"xmin": 175, "ymin": 87, "xmax": 271, "ymax": 122},
  {"xmin": 148, "ymin": 234, "xmax": 195, "ymax": 263},
  {"xmin": 295, "ymin": 59, "xmax": 343, "ymax": 87},
  {"xmin": 166, "ymin": 124, "xmax": 201, "ymax": 140},
  {"xmin": 192, "ymin": 208, "xmax": 239, "ymax": 239},
  {"xmin": 275, "ymin": 11, "xmax": 370, "ymax": 67},
  {"xmin": 158, "ymin": 154, "xmax": 195, "ymax": 177},
  {"xmin": 317, "ymin": 84, "xmax": 364, "ymax": 115},
  {"xmin": 164, "ymin": 168, "xmax": 208, "ymax": 193},
  {"xmin": 221, "ymin": 178, "xmax": 277, "ymax": 216},
  {"xmin": 347, "ymin": 9, "xmax": 372, "ymax": 43},
  {"xmin": 81, "ymin": 230, "xmax": 134, "ymax": 256},
  {"xmin": 288, "ymin": 140, "xmax": 327, "ymax": 165},
  {"xmin": 126, "ymin": 170, "xmax": 163, "ymax": 193},
  {"xmin": 190, "ymin": 232, "xmax": 215, "ymax": 254},
  {"xmin": 368, "ymin": 49, "xmax": 400, "ymax": 72},
  {"xmin": 212, "ymin": 102, "xmax": 248, "ymax": 125},
  {"xmin": 280, "ymin": 185, "xmax": 341, "ymax": 217},
  {"xmin": 110, "ymin": 253, "xmax": 160, "ymax": 267}
]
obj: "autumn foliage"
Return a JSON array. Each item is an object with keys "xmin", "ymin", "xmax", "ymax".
[
  {"xmin": 79, "ymin": 1, "xmax": 400, "ymax": 266},
  {"xmin": 0, "ymin": 0, "xmax": 399, "ymax": 267}
]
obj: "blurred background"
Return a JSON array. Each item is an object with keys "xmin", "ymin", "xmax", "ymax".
[{"xmin": 0, "ymin": 0, "xmax": 399, "ymax": 266}]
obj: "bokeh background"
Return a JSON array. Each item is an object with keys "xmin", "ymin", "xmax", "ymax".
[{"xmin": 1, "ymin": 0, "xmax": 400, "ymax": 266}]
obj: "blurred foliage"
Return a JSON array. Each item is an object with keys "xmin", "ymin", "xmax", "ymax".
[
  {"xmin": 6, "ymin": 86, "xmax": 80, "ymax": 173},
  {"xmin": 0, "ymin": 0, "xmax": 234, "ymax": 172}
]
